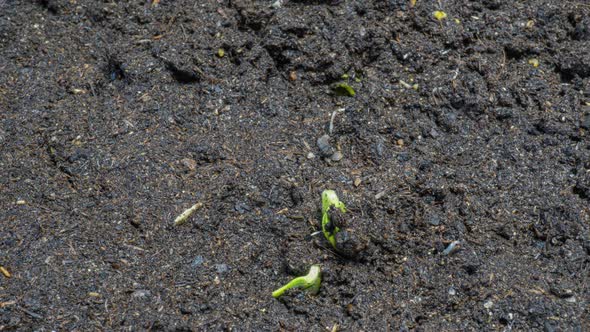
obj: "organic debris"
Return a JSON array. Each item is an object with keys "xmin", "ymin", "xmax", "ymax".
[
  {"xmin": 174, "ymin": 202, "xmax": 204, "ymax": 226},
  {"xmin": 0, "ymin": 266, "xmax": 11, "ymax": 278}
]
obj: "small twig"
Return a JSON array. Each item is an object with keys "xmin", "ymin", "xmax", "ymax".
[
  {"xmin": 375, "ymin": 188, "xmax": 389, "ymax": 200},
  {"xmin": 124, "ymin": 244, "xmax": 146, "ymax": 251},
  {"xmin": 329, "ymin": 108, "xmax": 344, "ymax": 135},
  {"xmin": 18, "ymin": 306, "xmax": 43, "ymax": 320},
  {"xmin": 286, "ymin": 215, "xmax": 304, "ymax": 220},
  {"xmin": 0, "ymin": 301, "xmax": 16, "ymax": 308},
  {"xmin": 174, "ymin": 280, "xmax": 210, "ymax": 288}
]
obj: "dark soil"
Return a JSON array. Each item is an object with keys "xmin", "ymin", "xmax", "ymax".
[{"xmin": 1, "ymin": 0, "xmax": 589, "ymax": 330}]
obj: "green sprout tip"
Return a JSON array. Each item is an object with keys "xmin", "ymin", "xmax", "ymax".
[{"xmin": 272, "ymin": 265, "xmax": 321, "ymax": 298}]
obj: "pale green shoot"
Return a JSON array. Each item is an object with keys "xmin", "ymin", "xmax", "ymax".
[{"xmin": 272, "ymin": 265, "xmax": 321, "ymax": 298}]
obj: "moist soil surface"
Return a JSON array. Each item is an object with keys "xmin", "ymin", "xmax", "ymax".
[{"xmin": 1, "ymin": 0, "xmax": 590, "ymax": 331}]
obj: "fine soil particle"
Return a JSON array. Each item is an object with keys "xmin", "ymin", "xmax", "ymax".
[{"xmin": 1, "ymin": 0, "xmax": 589, "ymax": 331}]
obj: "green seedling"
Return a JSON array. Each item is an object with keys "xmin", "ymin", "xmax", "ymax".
[
  {"xmin": 321, "ymin": 190, "xmax": 346, "ymax": 247},
  {"xmin": 332, "ymin": 83, "xmax": 356, "ymax": 97},
  {"xmin": 272, "ymin": 265, "xmax": 321, "ymax": 298}
]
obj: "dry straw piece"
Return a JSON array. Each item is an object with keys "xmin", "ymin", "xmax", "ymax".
[{"xmin": 174, "ymin": 202, "xmax": 204, "ymax": 226}]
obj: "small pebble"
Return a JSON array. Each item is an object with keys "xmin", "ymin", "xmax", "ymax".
[
  {"xmin": 215, "ymin": 264, "xmax": 229, "ymax": 274},
  {"xmin": 132, "ymin": 290, "xmax": 151, "ymax": 299},
  {"xmin": 429, "ymin": 128, "xmax": 439, "ymax": 138},
  {"xmin": 181, "ymin": 158, "xmax": 197, "ymax": 171},
  {"xmin": 271, "ymin": 0, "xmax": 283, "ymax": 9},
  {"xmin": 484, "ymin": 300, "xmax": 493, "ymax": 309},
  {"xmin": 580, "ymin": 113, "xmax": 590, "ymax": 130},
  {"xmin": 191, "ymin": 256, "xmax": 205, "ymax": 268},
  {"xmin": 307, "ymin": 152, "xmax": 315, "ymax": 159},
  {"xmin": 374, "ymin": 138, "xmax": 385, "ymax": 157},
  {"xmin": 317, "ymin": 134, "xmax": 335, "ymax": 158},
  {"xmin": 234, "ymin": 202, "xmax": 251, "ymax": 214},
  {"xmin": 544, "ymin": 321, "xmax": 556, "ymax": 332},
  {"xmin": 331, "ymin": 151, "xmax": 343, "ymax": 161},
  {"xmin": 443, "ymin": 240, "xmax": 461, "ymax": 255},
  {"xmin": 494, "ymin": 107, "xmax": 513, "ymax": 120},
  {"xmin": 448, "ymin": 287, "xmax": 456, "ymax": 296},
  {"xmin": 397, "ymin": 152, "xmax": 410, "ymax": 162},
  {"xmin": 426, "ymin": 213, "xmax": 441, "ymax": 226},
  {"xmin": 354, "ymin": 178, "xmax": 361, "ymax": 187}
]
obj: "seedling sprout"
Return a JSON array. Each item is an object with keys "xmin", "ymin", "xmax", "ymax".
[
  {"xmin": 321, "ymin": 190, "xmax": 346, "ymax": 248},
  {"xmin": 272, "ymin": 265, "xmax": 321, "ymax": 298}
]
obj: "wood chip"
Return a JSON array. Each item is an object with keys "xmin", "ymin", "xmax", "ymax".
[
  {"xmin": 354, "ymin": 178, "xmax": 361, "ymax": 187},
  {"xmin": 0, "ymin": 301, "xmax": 16, "ymax": 308}
]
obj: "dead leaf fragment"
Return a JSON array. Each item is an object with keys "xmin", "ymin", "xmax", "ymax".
[{"xmin": 354, "ymin": 178, "xmax": 361, "ymax": 187}]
